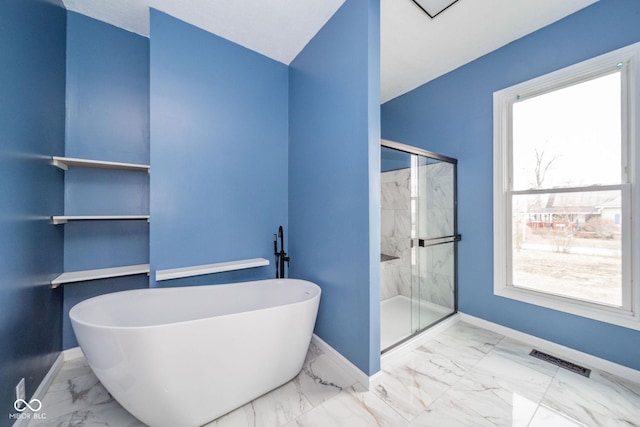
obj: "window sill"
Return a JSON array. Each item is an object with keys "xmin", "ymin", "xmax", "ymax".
[{"xmin": 494, "ymin": 284, "xmax": 640, "ymax": 331}]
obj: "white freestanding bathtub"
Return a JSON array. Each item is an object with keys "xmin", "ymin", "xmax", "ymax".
[{"xmin": 69, "ymin": 278, "xmax": 321, "ymax": 427}]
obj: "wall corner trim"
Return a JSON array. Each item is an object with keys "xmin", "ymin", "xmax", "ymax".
[{"xmin": 459, "ymin": 313, "xmax": 640, "ymax": 384}]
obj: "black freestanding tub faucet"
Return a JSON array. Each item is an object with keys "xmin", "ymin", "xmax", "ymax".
[{"xmin": 274, "ymin": 225, "xmax": 290, "ymax": 278}]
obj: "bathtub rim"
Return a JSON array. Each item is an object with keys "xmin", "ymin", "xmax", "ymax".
[{"xmin": 69, "ymin": 278, "xmax": 321, "ymax": 331}]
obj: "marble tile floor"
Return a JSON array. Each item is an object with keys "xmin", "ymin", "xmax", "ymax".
[{"xmin": 27, "ymin": 322, "xmax": 640, "ymax": 427}]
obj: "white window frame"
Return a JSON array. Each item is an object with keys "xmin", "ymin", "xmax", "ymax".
[{"xmin": 493, "ymin": 41, "xmax": 640, "ymax": 331}]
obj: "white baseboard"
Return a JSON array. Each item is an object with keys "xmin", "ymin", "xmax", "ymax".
[
  {"xmin": 311, "ymin": 334, "xmax": 372, "ymax": 389},
  {"xmin": 63, "ymin": 346, "xmax": 84, "ymax": 361},
  {"xmin": 12, "ymin": 351, "xmax": 64, "ymax": 427},
  {"xmin": 315, "ymin": 314, "xmax": 640, "ymax": 393},
  {"xmin": 459, "ymin": 313, "xmax": 640, "ymax": 384}
]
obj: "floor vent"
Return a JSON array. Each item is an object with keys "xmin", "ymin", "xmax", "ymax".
[{"xmin": 529, "ymin": 349, "xmax": 591, "ymax": 377}]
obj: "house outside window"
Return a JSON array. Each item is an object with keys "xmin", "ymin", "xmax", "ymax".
[{"xmin": 493, "ymin": 42, "xmax": 640, "ymax": 330}]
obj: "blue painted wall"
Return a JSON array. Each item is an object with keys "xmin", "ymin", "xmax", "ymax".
[
  {"xmin": 62, "ymin": 12, "xmax": 150, "ymax": 348},
  {"xmin": 289, "ymin": 0, "xmax": 381, "ymax": 375},
  {"xmin": 149, "ymin": 10, "xmax": 289, "ymax": 287},
  {"xmin": 0, "ymin": 0, "xmax": 66, "ymax": 421},
  {"xmin": 381, "ymin": 0, "xmax": 640, "ymax": 370}
]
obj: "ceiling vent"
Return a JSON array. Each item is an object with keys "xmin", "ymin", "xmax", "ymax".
[{"xmin": 411, "ymin": 0, "xmax": 460, "ymax": 19}]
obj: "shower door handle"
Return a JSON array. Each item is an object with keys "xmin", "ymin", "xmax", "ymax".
[{"xmin": 417, "ymin": 234, "xmax": 462, "ymax": 247}]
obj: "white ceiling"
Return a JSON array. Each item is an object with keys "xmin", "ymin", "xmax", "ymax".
[
  {"xmin": 61, "ymin": 0, "xmax": 345, "ymax": 65},
  {"xmin": 61, "ymin": 0, "xmax": 598, "ymax": 103},
  {"xmin": 381, "ymin": 0, "xmax": 598, "ymax": 102}
]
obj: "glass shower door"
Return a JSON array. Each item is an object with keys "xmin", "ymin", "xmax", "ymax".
[
  {"xmin": 380, "ymin": 140, "xmax": 458, "ymax": 352},
  {"xmin": 413, "ymin": 156, "xmax": 457, "ymax": 331}
]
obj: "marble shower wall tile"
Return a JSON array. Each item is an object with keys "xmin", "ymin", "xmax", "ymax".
[
  {"xmin": 380, "ymin": 258, "xmax": 402, "ymax": 300},
  {"xmin": 381, "ymin": 255, "xmax": 411, "ymax": 300},
  {"xmin": 418, "ymin": 162, "xmax": 454, "ymax": 239},
  {"xmin": 418, "ymin": 272, "xmax": 454, "ymax": 309},
  {"xmin": 417, "ymin": 242, "xmax": 454, "ymax": 309},
  {"xmin": 425, "ymin": 208, "xmax": 454, "ymax": 238},
  {"xmin": 381, "ymin": 208, "xmax": 395, "ymax": 240},
  {"xmin": 414, "ymin": 162, "xmax": 455, "ymax": 308},
  {"xmin": 381, "ymin": 176, "xmax": 410, "ymax": 211},
  {"xmin": 381, "ymin": 168, "xmax": 412, "ymax": 299},
  {"xmin": 381, "ymin": 167, "xmax": 410, "ymax": 184},
  {"xmin": 381, "ymin": 236, "xmax": 410, "ymax": 264},
  {"xmin": 381, "ymin": 163, "xmax": 456, "ymax": 305}
]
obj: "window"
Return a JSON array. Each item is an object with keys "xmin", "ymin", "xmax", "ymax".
[{"xmin": 493, "ymin": 42, "xmax": 640, "ymax": 330}]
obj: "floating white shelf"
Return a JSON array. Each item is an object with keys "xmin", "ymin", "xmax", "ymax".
[
  {"xmin": 51, "ymin": 156, "xmax": 150, "ymax": 173},
  {"xmin": 51, "ymin": 215, "xmax": 150, "ymax": 225},
  {"xmin": 51, "ymin": 264, "xmax": 150, "ymax": 288},
  {"xmin": 155, "ymin": 258, "xmax": 270, "ymax": 281}
]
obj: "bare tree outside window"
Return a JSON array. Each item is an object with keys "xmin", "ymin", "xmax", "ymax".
[{"xmin": 531, "ymin": 148, "xmax": 558, "ymax": 189}]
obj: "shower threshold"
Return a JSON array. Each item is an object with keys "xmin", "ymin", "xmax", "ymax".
[{"xmin": 380, "ymin": 295, "xmax": 453, "ymax": 352}]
